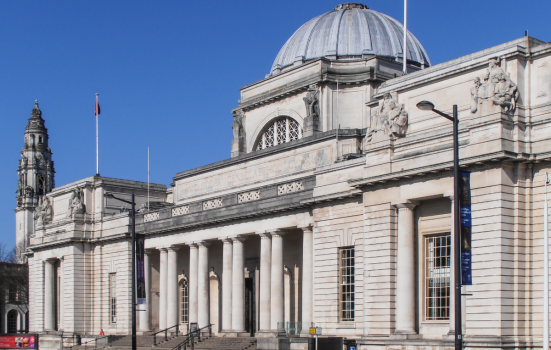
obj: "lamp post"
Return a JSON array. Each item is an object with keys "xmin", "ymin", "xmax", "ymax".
[
  {"xmin": 416, "ymin": 101, "xmax": 461, "ymax": 350},
  {"xmin": 104, "ymin": 192, "xmax": 136, "ymax": 350}
]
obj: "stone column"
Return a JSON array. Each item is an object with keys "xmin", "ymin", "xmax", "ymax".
[
  {"xmin": 221, "ymin": 239, "xmax": 233, "ymax": 332},
  {"xmin": 139, "ymin": 250, "xmax": 152, "ymax": 331},
  {"xmin": 270, "ymin": 230, "xmax": 285, "ymax": 331},
  {"xmin": 448, "ymin": 197, "xmax": 455, "ymax": 334},
  {"xmin": 300, "ymin": 226, "xmax": 313, "ymax": 330},
  {"xmin": 167, "ymin": 247, "xmax": 180, "ymax": 329},
  {"xmin": 232, "ymin": 237, "xmax": 246, "ymax": 332},
  {"xmin": 44, "ymin": 259, "xmax": 55, "ymax": 331},
  {"xmin": 159, "ymin": 248, "xmax": 168, "ymax": 330},
  {"xmin": 258, "ymin": 233, "xmax": 272, "ymax": 332},
  {"xmin": 59, "ymin": 257, "xmax": 64, "ymax": 331},
  {"xmin": 197, "ymin": 241, "xmax": 210, "ymax": 328},
  {"xmin": 395, "ymin": 203, "xmax": 417, "ymax": 334},
  {"xmin": 189, "ymin": 244, "xmax": 199, "ymax": 324}
]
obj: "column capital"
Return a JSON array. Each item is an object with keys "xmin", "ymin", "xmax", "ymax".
[
  {"xmin": 220, "ymin": 237, "xmax": 233, "ymax": 244},
  {"xmin": 393, "ymin": 201, "xmax": 419, "ymax": 211},
  {"xmin": 188, "ymin": 243, "xmax": 199, "ymax": 249},
  {"xmin": 298, "ymin": 225, "xmax": 313, "ymax": 233},
  {"xmin": 144, "ymin": 248, "xmax": 155, "ymax": 255},
  {"xmin": 157, "ymin": 247, "xmax": 168, "ymax": 252},
  {"xmin": 167, "ymin": 246, "xmax": 180, "ymax": 252},
  {"xmin": 257, "ymin": 231, "xmax": 271, "ymax": 239},
  {"xmin": 197, "ymin": 241, "xmax": 211, "ymax": 248},
  {"xmin": 230, "ymin": 235, "xmax": 246, "ymax": 243},
  {"xmin": 297, "ymin": 223, "xmax": 314, "ymax": 230},
  {"xmin": 267, "ymin": 229, "xmax": 286, "ymax": 237}
]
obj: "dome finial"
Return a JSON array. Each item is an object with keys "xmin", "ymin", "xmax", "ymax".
[
  {"xmin": 334, "ymin": 3, "xmax": 368, "ymax": 10},
  {"xmin": 31, "ymin": 100, "xmax": 42, "ymax": 119}
]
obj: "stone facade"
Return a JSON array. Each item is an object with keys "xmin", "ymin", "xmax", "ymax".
[{"xmin": 18, "ymin": 4, "xmax": 551, "ymax": 350}]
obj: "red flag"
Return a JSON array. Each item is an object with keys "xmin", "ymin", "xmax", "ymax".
[{"xmin": 95, "ymin": 102, "xmax": 101, "ymax": 115}]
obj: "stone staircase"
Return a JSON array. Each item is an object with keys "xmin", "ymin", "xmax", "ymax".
[
  {"xmin": 193, "ymin": 337, "xmax": 256, "ymax": 350},
  {"xmin": 70, "ymin": 334, "xmax": 256, "ymax": 350}
]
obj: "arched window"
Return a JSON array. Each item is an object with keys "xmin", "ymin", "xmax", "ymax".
[
  {"xmin": 256, "ymin": 117, "xmax": 302, "ymax": 151},
  {"xmin": 7, "ymin": 310, "xmax": 18, "ymax": 334},
  {"xmin": 180, "ymin": 280, "xmax": 189, "ymax": 324}
]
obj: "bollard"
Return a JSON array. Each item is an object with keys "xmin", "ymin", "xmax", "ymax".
[
  {"xmin": 191, "ymin": 336, "xmax": 194, "ymax": 350},
  {"xmin": 209, "ymin": 325, "xmax": 212, "ymax": 338},
  {"xmin": 165, "ymin": 329, "xmax": 168, "ymax": 341},
  {"xmin": 176, "ymin": 324, "xmax": 179, "ymax": 336},
  {"xmin": 154, "ymin": 334, "xmax": 157, "ymax": 346}
]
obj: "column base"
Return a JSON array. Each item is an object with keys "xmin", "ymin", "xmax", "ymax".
[
  {"xmin": 220, "ymin": 331, "xmax": 250, "ymax": 338},
  {"xmin": 391, "ymin": 332, "xmax": 420, "ymax": 340},
  {"xmin": 255, "ymin": 330, "xmax": 277, "ymax": 338}
]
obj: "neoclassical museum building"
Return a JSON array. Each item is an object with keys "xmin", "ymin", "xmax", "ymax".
[{"xmin": 15, "ymin": 3, "xmax": 551, "ymax": 349}]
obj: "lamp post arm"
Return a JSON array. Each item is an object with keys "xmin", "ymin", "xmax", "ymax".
[
  {"xmin": 432, "ymin": 108, "xmax": 455, "ymax": 122},
  {"xmin": 106, "ymin": 194, "xmax": 133, "ymax": 206}
]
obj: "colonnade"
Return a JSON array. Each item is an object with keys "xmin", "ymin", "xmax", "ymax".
[{"xmin": 139, "ymin": 226, "xmax": 314, "ymax": 335}]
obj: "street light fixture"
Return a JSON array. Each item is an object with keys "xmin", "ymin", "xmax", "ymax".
[
  {"xmin": 104, "ymin": 192, "xmax": 137, "ymax": 350},
  {"xmin": 416, "ymin": 101, "xmax": 461, "ymax": 350}
]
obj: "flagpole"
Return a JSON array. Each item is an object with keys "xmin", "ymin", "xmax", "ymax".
[
  {"xmin": 96, "ymin": 93, "xmax": 99, "ymax": 176},
  {"xmin": 403, "ymin": 0, "xmax": 408, "ymax": 74},
  {"xmin": 148, "ymin": 147, "xmax": 150, "ymax": 211}
]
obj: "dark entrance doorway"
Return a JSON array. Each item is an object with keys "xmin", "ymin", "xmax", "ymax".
[{"xmin": 244, "ymin": 277, "xmax": 256, "ymax": 336}]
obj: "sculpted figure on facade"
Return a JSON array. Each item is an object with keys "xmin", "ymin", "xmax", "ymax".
[
  {"xmin": 232, "ymin": 110, "xmax": 245, "ymax": 140},
  {"xmin": 231, "ymin": 110, "xmax": 246, "ymax": 157},
  {"xmin": 66, "ymin": 188, "xmax": 86, "ymax": 218},
  {"xmin": 303, "ymin": 84, "xmax": 320, "ymax": 136},
  {"xmin": 34, "ymin": 195, "xmax": 52, "ymax": 226},
  {"xmin": 471, "ymin": 57, "xmax": 519, "ymax": 113},
  {"xmin": 366, "ymin": 92, "xmax": 408, "ymax": 143}
]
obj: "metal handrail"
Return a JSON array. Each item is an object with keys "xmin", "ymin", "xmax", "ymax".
[
  {"xmin": 153, "ymin": 324, "xmax": 180, "ymax": 345},
  {"xmin": 170, "ymin": 325, "xmax": 212, "ymax": 350},
  {"xmin": 66, "ymin": 335, "xmax": 110, "ymax": 350}
]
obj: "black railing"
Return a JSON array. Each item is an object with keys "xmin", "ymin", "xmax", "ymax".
[
  {"xmin": 170, "ymin": 325, "xmax": 212, "ymax": 350},
  {"xmin": 153, "ymin": 324, "xmax": 180, "ymax": 345},
  {"xmin": 65, "ymin": 335, "xmax": 109, "ymax": 350}
]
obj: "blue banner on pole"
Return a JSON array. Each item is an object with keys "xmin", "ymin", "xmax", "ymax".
[
  {"xmin": 459, "ymin": 171, "xmax": 472, "ymax": 285},
  {"xmin": 136, "ymin": 234, "xmax": 146, "ymax": 304}
]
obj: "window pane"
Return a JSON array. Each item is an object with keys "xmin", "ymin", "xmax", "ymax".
[
  {"xmin": 425, "ymin": 233, "xmax": 451, "ymax": 321},
  {"xmin": 339, "ymin": 247, "xmax": 355, "ymax": 321}
]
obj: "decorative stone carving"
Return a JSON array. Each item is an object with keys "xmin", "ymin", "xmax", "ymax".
[
  {"xmin": 34, "ymin": 196, "xmax": 52, "ymax": 226},
  {"xmin": 231, "ymin": 110, "xmax": 246, "ymax": 158},
  {"xmin": 144, "ymin": 211, "xmax": 160, "ymax": 222},
  {"xmin": 66, "ymin": 188, "xmax": 86, "ymax": 218},
  {"xmin": 203, "ymin": 198, "xmax": 223, "ymax": 210},
  {"xmin": 278, "ymin": 181, "xmax": 304, "ymax": 195},
  {"xmin": 172, "ymin": 205, "xmax": 189, "ymax": 217},
  {"xmin": 24, "ymin": 186, "xmax": 34, "ymax": 198},
  {"xmin": 366, "ymin": 92, "xmax": 408, "ymax": 143},
  {"xmin": 238, "ymin": 190, "xmax": 260, "ymax": 203},
  {"xmin": 471, "ymin": 57, "xmax": 520, "ymax": 114},
  {"xmin": 303, "ymin": 84, "xmax": 320, "ymax": 137}
]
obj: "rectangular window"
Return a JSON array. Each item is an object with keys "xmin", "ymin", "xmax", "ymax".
[
  {"xmin": 109, "ymin": 273, "xmax": 117, "ymax": 324},
  {"xmin": 339, "ymin": 247, "xmax": 355, "ymax": 321},
  {"xmin": 425, "ymin": 233, "xmax": 451, "ymax": 320},
  {"xmin": 180, "ymin": 281, "xmax": 189, "ymax": 324}
]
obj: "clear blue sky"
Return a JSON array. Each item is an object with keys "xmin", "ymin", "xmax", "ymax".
[{"xmin": 0, "ymin": 0, "xmax": 549, "ymax": 248}]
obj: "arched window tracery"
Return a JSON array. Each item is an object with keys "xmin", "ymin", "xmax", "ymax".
[{"xmin": 256, "ymin": 117, "xmax": 302, "ymax": 151}]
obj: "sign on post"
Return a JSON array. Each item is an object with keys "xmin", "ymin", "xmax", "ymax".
[
  {"xmin": 459, "ymin": 171, "xmax": 472, "ymax": 285},
  {"xmin": 136, "ymin": 234, "xmax": 146, "ymax": 304},
  {"xmin": 309, "ymin": 327, "xmax": 316, "ymax": 335}
]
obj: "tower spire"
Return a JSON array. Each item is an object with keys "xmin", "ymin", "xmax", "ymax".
[{"xmin": 15, "ymin": 101, "xmax": 55, "ymax": 262}]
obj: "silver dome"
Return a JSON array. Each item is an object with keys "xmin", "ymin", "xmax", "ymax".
[{"xmin": 270, "ymin": 3, "xmax": 431, "ymax": 75}]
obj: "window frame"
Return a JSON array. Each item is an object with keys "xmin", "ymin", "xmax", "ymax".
[
  {"xmin": 109, "ymin": 273, "xmax": 117, "ymax": 324},
  {"xmin": 179, "ymin": 279, "xmax": 189, "ymax": 325},
  {"xmin": 255, "ymin": 117, "xmax": 303, "ymax": 151},
  {"xmin": 338, "ymin": 246, "xmax": 355, "ymax": 322},
  {"xmin": 422, "ymin": 232, "xmax": 451, "ymax": 322}
]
